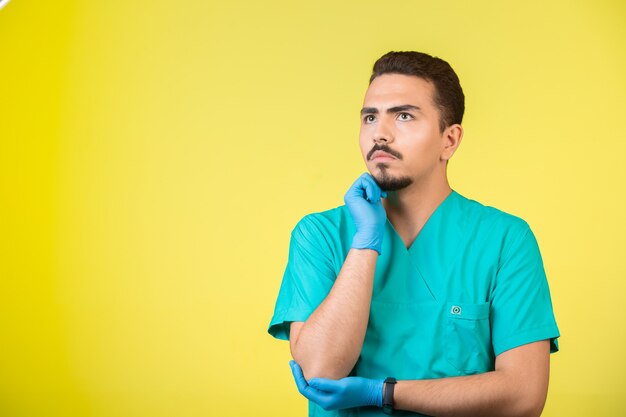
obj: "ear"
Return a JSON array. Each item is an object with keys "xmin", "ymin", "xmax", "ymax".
[{"xmin": 441, "ymin": 123, "xmax": 463, "ymax": 162}]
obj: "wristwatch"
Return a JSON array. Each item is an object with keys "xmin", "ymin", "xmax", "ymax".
[{"xmin": 382, "ymin": 377, "xmax": 397, "ymax": 415}]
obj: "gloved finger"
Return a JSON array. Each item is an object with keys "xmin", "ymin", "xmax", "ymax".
[
  {"xmin": 361, "ymin": 174, "xmax": 382, "ymax": 202},
  {"xmin": 298, "ymin": 384, "xmax": 332, "ymax": 409},
  {"xmin": 346, "ymin": 174, "xmax": 373, "ymax": 202},
  {"xmin": 308, "ymin": 377, "xmax": 339, "ymax": 393},
  {"xmin": 362, "ymin": 178, "xmax": 376, "ymax": 202},
  {"xmin": 290, "ymin": 365, "xmax": 327, "ymax": 404},
  {"xmin": 381, "ymin": 190, "xmax": 388, "ymax": 199},
  {"xmin": 345, "ymin": 175, "xmax": 367, "ymax": 200},
  {"xmin": 289, "ymin": 360, "xmax": 309, "ymax": 393}
]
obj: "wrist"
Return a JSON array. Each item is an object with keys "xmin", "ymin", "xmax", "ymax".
[
  {"xmin": 373, "ymin": 379, "xmax": 385, "ymax": 407},
  {"xmin": 382, "ymin": 377, "xmax": 397, "ymax": 414},
  {"xmin": 352, "ymin": 232, "xmax": 383, "ymax": 255}
]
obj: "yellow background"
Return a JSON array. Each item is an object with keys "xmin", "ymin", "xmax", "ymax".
[{"xmin": 1, "ymin": 0, "xmax": 625, "ymax": 415}]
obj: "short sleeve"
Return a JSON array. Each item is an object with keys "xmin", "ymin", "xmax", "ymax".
[
  {"xmin": 267, "ymin": 215, "xmax": 337, "ymax": 341},
  {"xmin": 490, "ymin": 222, "xmax": 560, "ymax": 356}
]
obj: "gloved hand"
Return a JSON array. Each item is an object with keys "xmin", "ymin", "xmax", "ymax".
[
  {"xmin": 289, "ymin": 360, "xmax": 384, "ymax": 411},
  {"xmin": 344, "ymin": 172, "xmax": 388, "ymax": 255}
]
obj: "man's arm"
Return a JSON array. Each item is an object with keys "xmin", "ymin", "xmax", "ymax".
[
  {"xmin": 289, "ymin": 173, "xmax": 387, "ymax": 381},
  {"xmin": 290, "ymin": 247, "xmax": 378, "ymax": 381},
  {"xmin": 290, "ymin": 340, "xmax": 551, "ymax": 416},
  {"xmin": 393, "ymin": 340, "xmax": 550, "ymax": 417}
]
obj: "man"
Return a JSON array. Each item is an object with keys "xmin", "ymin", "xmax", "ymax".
[{"xmin": 267, "ymin": 51, "xmax": 560, "ymax": 417}]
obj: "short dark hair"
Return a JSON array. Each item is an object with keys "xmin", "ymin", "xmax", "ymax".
[{"xmin": 369, "ymin": 51, "xmax": 465, "ymax": 133}]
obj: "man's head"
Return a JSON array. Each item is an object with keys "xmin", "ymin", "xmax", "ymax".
[
  {"xmin": 370, "ymin": 51, "xmax": 465, "ymax": 133},
  {"xmin": 359, "ymin": 51, "xmax": 465, "ymax": 192}
]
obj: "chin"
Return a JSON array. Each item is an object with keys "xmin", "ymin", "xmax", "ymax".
[{"xmin": 370, "ymin": 168, "xmax": 413, "ymax": 192}]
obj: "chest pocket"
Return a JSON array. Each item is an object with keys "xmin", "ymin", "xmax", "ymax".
[{"xmin": 444, "ymin": 301, "xmax": 494, "ymax": 375}]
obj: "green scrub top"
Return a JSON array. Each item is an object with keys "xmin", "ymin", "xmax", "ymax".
[{"xmin": 268, "ymin": 189, "xmax": 560, "ymax": 417}]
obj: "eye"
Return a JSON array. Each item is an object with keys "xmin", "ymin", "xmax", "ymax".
[
  {"xmin": 363, "ymin": 114, "xmax": 376, "ymax": 123},
  {"xmin": 398, "ymin": 112, "xmax": 414, "ymax": 121}
]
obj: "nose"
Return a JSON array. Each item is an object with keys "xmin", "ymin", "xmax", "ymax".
[{"xmin": 372, "ymin": 115, "xmax": 393, "ymax": 144}]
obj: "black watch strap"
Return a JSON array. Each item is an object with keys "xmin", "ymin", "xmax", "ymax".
[{"xmin": 382, "ymin": 377, "xmax": 397, "ymax": 415}]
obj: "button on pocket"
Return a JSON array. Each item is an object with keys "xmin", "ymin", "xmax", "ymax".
[{"xmin": 444, "ymin": 301, "xmax": 493, "ymax": 375}]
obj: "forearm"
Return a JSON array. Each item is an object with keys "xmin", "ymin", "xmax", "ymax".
[
  {"xmin": 291, "ymin": 248, "xmax": 377, "ymax": 380},
  {"xmin": 394, "ymin": 370, "xmax": 545, "ymax": 417}
]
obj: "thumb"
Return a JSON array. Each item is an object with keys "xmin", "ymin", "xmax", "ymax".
[
  {"xmin": 308, "ymin": 377, "xmax": 337, "ymax": 392},
  {"xmin": 290, "ymin": 361, "xmax": 309, "ymax": 389}
]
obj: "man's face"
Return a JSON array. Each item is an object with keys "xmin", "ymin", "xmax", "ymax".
[{"xmin": 359, "ymin": 73, "xmax": 448, "ymax": 192}]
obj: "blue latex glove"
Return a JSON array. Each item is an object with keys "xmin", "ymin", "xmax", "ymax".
[
  {"xmin": 343, "ymin": 172, "xmax": 388, "ymax": 255},
  {"xmin": 289, "ymin": 360, "xmax": 384, "ymax": 411}
]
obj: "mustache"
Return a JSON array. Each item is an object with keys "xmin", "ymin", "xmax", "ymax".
[{"xmin": 367, "ymin": 144, "xmax": 402, "ymax": 160}]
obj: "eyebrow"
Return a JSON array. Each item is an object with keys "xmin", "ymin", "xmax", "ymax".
[{"xmin": 360, "ymin": 104, "xmax": 422, "ymax": 115}]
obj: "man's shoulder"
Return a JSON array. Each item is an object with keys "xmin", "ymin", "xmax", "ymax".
[
  {"xmin": 287, "ymin": 205, "xmax": 352, "ymax": 256},
  {"xmin": 292, "ymin": 204, "xmax": 350, "ymax": 235},
  {"xmin": 456, "ymin": 191, "xmax": 531, "ymax": 236}
]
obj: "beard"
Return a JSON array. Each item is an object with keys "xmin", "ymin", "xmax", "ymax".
[{"xmin": 371, "ymin": 165, "xmax": 413, "ymax": 191}]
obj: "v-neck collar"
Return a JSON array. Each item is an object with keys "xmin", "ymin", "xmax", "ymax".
[
  {"xmin": 386, "ymin": 189, "xmax": 460, "ymax": 253},
  {"xmin": 384, "ymin": 189, "xmax": 468, "ymax": 302}
]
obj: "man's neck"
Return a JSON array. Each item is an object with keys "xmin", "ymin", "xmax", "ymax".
[{"xmin": 382, "ymin": 176, "xmax": 452, "ymax": 249}]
